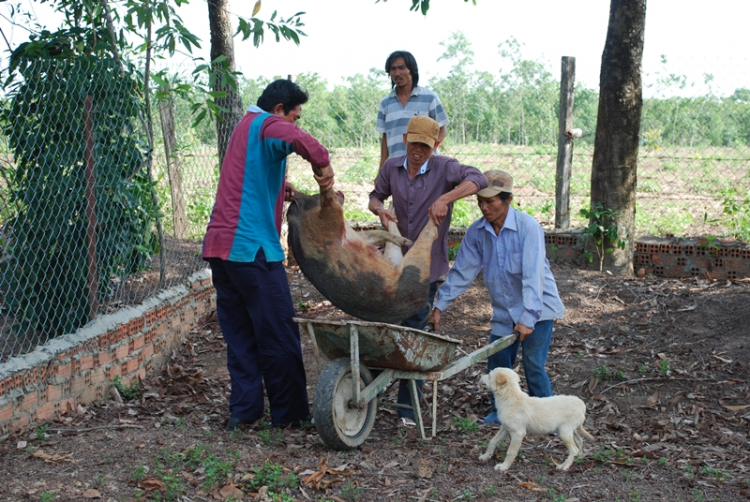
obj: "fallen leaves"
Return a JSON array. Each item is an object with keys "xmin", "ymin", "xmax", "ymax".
[
  {"xmin": 720, "ymin": 402, "xmax": 750, "ymax": 411},
  {"xmin": 31, "ymin": 450, "xmax": 74, "ymax": 463},
  {"xmin": 470, "ymin": 325, "xmax": 491, "ymax": 331},
  {"xmin": 302, "ymin": 458, "xmax": 355, "ymax": 490}
]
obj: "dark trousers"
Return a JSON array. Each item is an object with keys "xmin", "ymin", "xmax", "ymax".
[
  {"xmin": 208, "ymin": 254, "xmax": 310, "ymax": 426},
  {"xmin": 397, "ymin": 281, "xmax": 438, "ymax": 420}
]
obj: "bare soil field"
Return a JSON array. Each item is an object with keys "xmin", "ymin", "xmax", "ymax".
[{"xmin": 1, "ymin": 262, "xmax": 749, "ymax": 502}]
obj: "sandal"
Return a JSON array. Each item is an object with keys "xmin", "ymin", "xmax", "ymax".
[{"xmin": 400, "ymin": 417, "xmax": 416, "ymax": 428}]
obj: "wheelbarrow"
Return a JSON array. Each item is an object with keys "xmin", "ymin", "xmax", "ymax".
[{"xmin": 294, "ymin": 317, "xmax": 517, "ymax": 450}]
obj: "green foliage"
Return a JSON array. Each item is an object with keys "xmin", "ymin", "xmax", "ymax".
[
  {"xmin": 593, "ymin": 445, "xmax": 615, "ymax": 462},
  {"xmin": 112, "ymin": 375, "xmax": 141, "ymax": 401},
  {"xmin": 201, "ymin": 455, "xmax": 234, "ymax": 492},
  {"xmin": 683, "ymin": 463, "xmax": 695, "ymax": 479},
  {"xmin": 0, "ymin": 56, "xmax": 158, "ymax": 337},
  {"xmin": 701, "ymin": 465, "xmax": 730, "ymax": 482},
  {"xmin": 718, "ymin": 188, "xmax": 750, "ymax": 241},
  {"xmin": 451, "ymin": 416, "xmax": 479, "ymax": 434},
  {"xmin": 35, "ymin": 424, "xmax": 49, "ymax": 441},
  {"xmin": 448, "ymin": 243, "xmax": 461, "ymax": 261},
  {"xmin": 451, "ymin": 198, "xmax": 482, "ymax": 227},
  {"xmin": 130, "ymin": 465, "xmax": 148, "ymax": 482},
  {"xmin": 579, "ymin": 202, "xmax": 629, "ymax": 271},
  {"xmin": 547, "ymin": 488, "xmax": 566, "ymax": 502},
  {"xmin": 38, "ymin": 492, "xmax": 55, "ymax": 502},
  {"xmin": 340, "ymin": 481, "xmax": 363, "ymax": 500},
  {"xmin": 593, "ymin": 365, "xmax": 612, "ymax": 382},
  {"xmin": 659, "ymin": 359, "xmax": 671, "ymax": 377},
  {"xmin": 257, "ymin": 428, "xmax": 284, "ymax": 446},
  {"xmin": 246, "ymin": 461, "xmax": 299, "ymax": 491},
  {"xmin": 159, "ymin": 470, "xmax": 184, "ymax": 501}
]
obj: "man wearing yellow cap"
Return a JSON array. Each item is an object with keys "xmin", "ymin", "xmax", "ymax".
[
  {"xmin": 368, "ymin": 115, "xmax": 487, "ymax": 427},
  {"xmin": 427, "ymin": 170, "xmax": 565, "ymax": 425}
]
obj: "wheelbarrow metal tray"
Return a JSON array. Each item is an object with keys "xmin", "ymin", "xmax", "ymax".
[{"xmin": 295, "ymin": 318, "xmax": 461, "ymax": 372}]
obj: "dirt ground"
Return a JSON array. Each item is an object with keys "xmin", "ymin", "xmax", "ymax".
[{"xmin": 1, "ymin": 262, "xmax": 749, "ymax": 502}]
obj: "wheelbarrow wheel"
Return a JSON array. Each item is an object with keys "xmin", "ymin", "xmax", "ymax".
[{"xmin": 313, "ymin": 357, "xmax": 377, "ymax": 450}]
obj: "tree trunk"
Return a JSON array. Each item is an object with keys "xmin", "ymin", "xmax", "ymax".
[
  {"xmin": 589, "ymin": 0, "xmax": 647, "ymax": 276},
  {"xmin": 208, "ymin": 0, "xmax": 245, "ymax": 169}
]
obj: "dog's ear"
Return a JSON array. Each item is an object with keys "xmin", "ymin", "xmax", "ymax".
[{"xmin": 494, "ymin": 369, "xmax": 508, "ymax": 388}]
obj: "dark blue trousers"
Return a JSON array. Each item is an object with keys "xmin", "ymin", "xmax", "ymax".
[
  {"xmin": 208, "ymin": 254, "xmax": 310, "ymax": 426},
  {"xmin": 397, "ymin": 281, "xmax": 438, "ymax": 420},
  {"xmin": 487, "ymin": 319, "xmax": 554, "ymax": 412}
]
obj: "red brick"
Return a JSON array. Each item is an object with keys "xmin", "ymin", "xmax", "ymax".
[
  {"xmin": 0, "ymin": 376, "xmax": 15, "ymax": 395},
  {"xmin": 141, "ymin": 343, "xmax": 154, "ymax": 359},
  {"xmin": 90, "ymin": 367, "xmax": 106, "ymax": 386},
  {"xmin": 97, "ymin": 350, "xmax": 112, "ymax": 367},
  {"xmin": 47, "ymin": 384, "xmax": 63, "ymax": 402},
  {"xmin": 664, "ymin": 267, "xmax": 685, "ymax": 278},
  {"xmin": 114, "ymin": 343, "xmax": 129, "ymax": 361},
  {"xmin": 35, "ymin": 402, "xmax": 55, "ymax": 422},
  {"xmin": 653, "ymin": 254, "xmax": 676, "ymax": 266},
  {"xmin": 19, "ymin": 391, "xmax": 40, "ymax": 412},
  {"xmin": 131, "ymin": 334, "xmax": 145, "ymax": 352},
  {"xmin": 691, "ymin": 257, "xmax": 710, "ymax": 268},
  {"xmin": 56, "ymin": 361, "xmax": 72, "ymax": 379},
  {"xmin": 0, "ymin": 400, "xmax": 14, "ymax": 422},
  {"xmin": 70, "ymin": 375, "xmax": 88, "ymax": 395},
  {"xmin": 79, "ymin": 354, "xmax": 94, "ymax": 372},
  {"xmin": 12, "ymin": 413, "xmax": 30, "ymax": 431},
  {"xmin": 55, "ymin": 398, "xmax": 78, "ymax": 416},
  {"xmin": 124, "ymin": 358, "xmax": 138, "ymax": 374}
]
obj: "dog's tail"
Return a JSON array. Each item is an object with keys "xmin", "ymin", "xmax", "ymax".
[{"xmin": 578, "ymin": 425, "xmax": 594, "ymax": 440}]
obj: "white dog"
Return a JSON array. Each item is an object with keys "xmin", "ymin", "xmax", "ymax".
[{"xmin": 478, "ymin": 367, "xmax": 593, "ymax": 471}]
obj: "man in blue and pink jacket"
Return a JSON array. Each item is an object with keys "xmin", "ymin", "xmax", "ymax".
[{"xmin": 203, "ymin": 79, "xmax": 334, "ymax": 431}]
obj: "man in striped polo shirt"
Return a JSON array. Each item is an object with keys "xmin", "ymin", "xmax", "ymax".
[{"xmin": 377, "ymin": 50, "xmax": 449, "ymax": 169}]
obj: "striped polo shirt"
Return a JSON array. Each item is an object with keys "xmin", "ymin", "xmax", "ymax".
[{"xmin": 376, "ymin": 86, "xmax": 449, "ymax": 158}]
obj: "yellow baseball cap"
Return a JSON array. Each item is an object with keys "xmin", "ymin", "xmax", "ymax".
[{"xmin": 405, "ymin": 115, "xmax": 440, "ymax": 148}]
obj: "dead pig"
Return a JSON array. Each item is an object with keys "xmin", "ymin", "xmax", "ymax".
[{"xmin": 287, "ymin": 187, "xmax": 437, "ymax": 324}]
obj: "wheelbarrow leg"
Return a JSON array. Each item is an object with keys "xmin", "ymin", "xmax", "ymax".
[
  {"xmin": 431, "ymin": 379, "xmax": 438, "ymax": 438},
  {"xmin": 408, "ymin": 379, "xmax": 426, "ymax": 440}
]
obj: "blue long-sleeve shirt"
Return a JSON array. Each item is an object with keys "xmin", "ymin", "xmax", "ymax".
[{"xmin": 433, "ymin": 206, "xmax": 564, "ymax": 336}]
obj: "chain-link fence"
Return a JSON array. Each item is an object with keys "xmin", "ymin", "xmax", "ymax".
[{"xmin": 1, "ymin": 56, "xmax": 749, "ymax": 361}]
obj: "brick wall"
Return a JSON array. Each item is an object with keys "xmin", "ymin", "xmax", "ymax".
[
  {"xmin": 0, "ymin": 269, "xmax": 215, "ymax": 436},
  {"xmin": 545, "ymin": 231, "xmax": 750, "ymax": 279}
]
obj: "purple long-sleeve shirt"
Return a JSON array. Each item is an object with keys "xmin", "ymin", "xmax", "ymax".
[{"xmin": 369, "ymin": 155, "xmax": 487, "ymax": 283}]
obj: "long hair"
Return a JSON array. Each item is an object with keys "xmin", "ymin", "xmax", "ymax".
[{"xmin": 384, "ymin": 50, "xmax": 419, "ymax": 88}]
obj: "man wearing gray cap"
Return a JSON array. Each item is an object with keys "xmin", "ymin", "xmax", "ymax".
[{"xmin": 426, "ymin": 170, "xmax": 565, "ymax": 425}]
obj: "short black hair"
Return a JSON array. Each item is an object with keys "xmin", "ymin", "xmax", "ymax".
[
  {"xmin": 385, "ymin": 50, "xmax": 419, "ymax": 88},
  {"xmin": 257, "ymin": 79, "xmax": 309, "ymax": 115}
]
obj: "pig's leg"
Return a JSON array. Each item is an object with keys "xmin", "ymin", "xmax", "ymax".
[
  {"xmin": 361, "ymin": 230, "xmax": 412, "ymax": 249},
  {"xmin": 396, "ymin": 219, "xmax": 437, "ymax": 282},
  {"xmin": 383, "ymin": 208, "xmax": 405, "ymax": 266}
]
